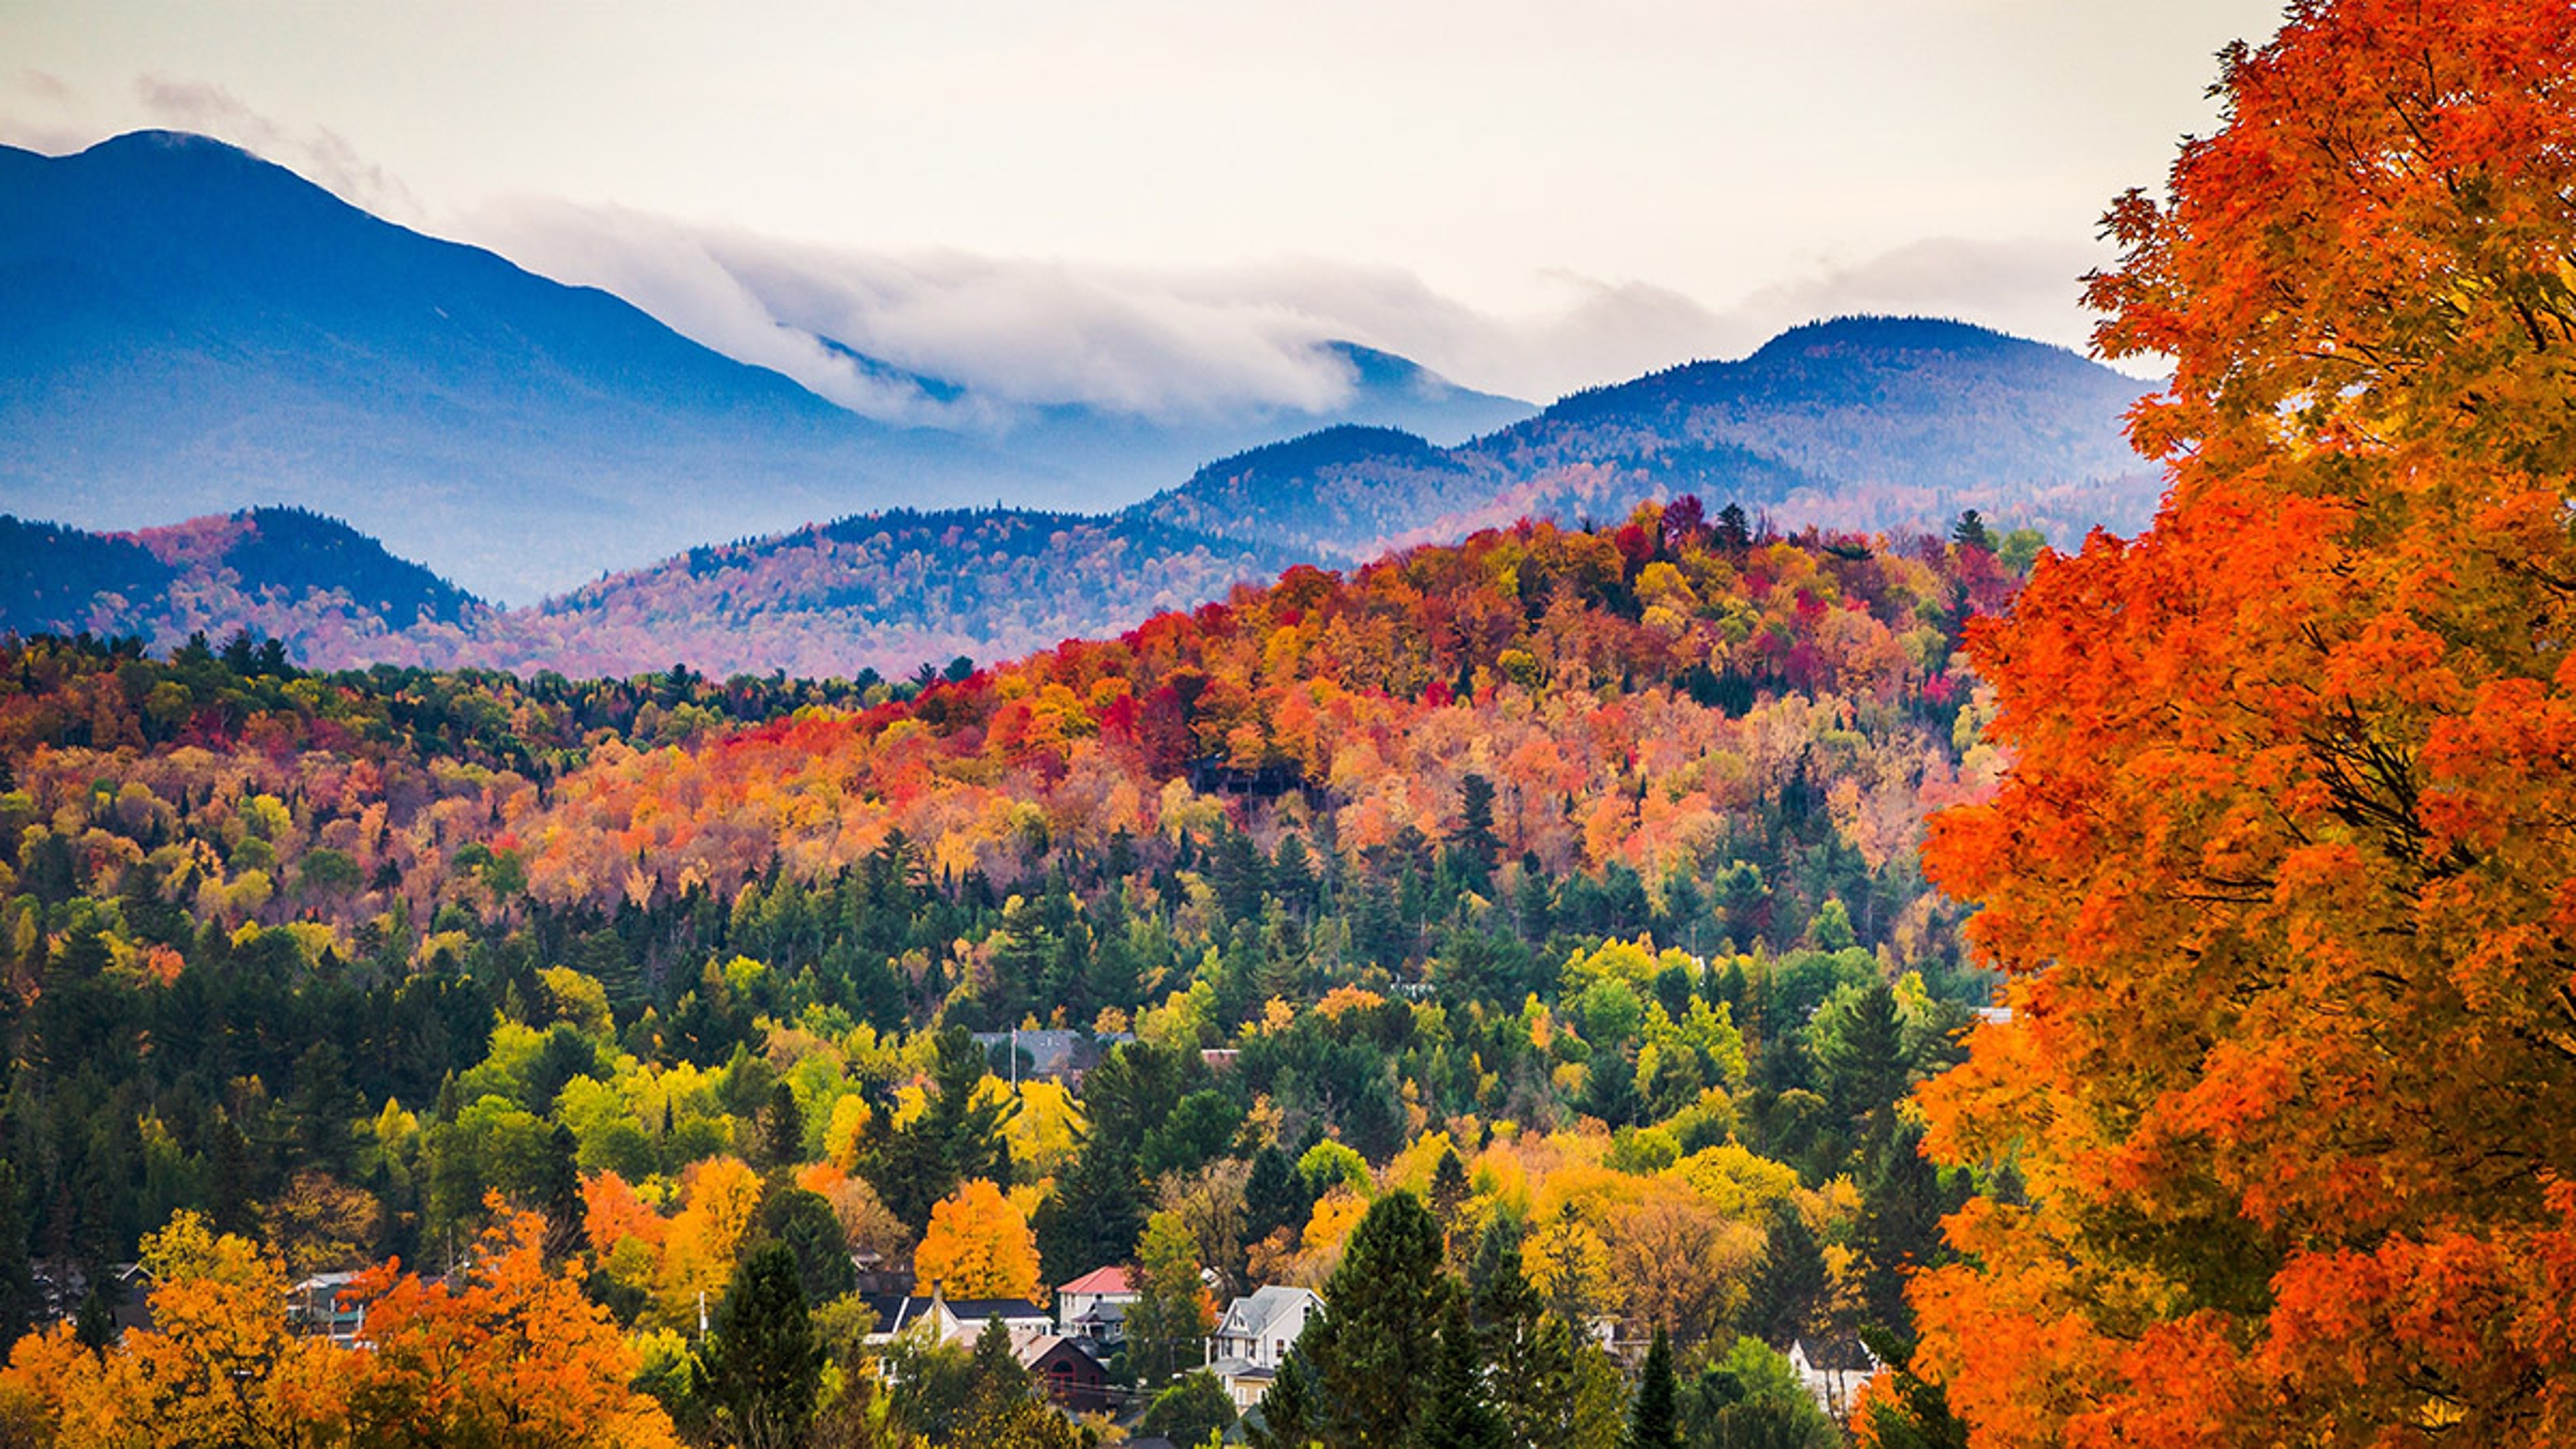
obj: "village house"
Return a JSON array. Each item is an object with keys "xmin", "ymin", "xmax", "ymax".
[
  {"xmin": 1789, "ymin": 1336, "xmax": 1881, "ymax": 1420},
  {"xmin": 1202, "ymin": 1285, "xmax": 1320, "ymax": 1412},
  {"xmin": 859, "ymin": 1285, "xmax": 1052, "ymax": 1348},
  {"xmin": 1018, "ymin": 1333, "xmax": 1114, "ymax": 1413},
  {"xmin": 1054, "ymin": 1265, "xmax": 1136, "ymax": 1344}
]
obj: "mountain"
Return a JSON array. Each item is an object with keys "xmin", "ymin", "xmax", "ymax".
[
  {"xmin": 0, "ymin": 131, "xmax": 1532, "ymax": 601},
  {"xmin": 0, "ymin": 506, "xmax": 489, "ymax": 655},
  {"xmin": 925, "ymin": 341, "xmax": 1536, "ymax": 511},
  {"xmin": 1134, "ymin": 316, "xmax": 2159, "ymax": 563},
  {"xmin": 0, "ymin": 315, "xmax": 2159, "ymax": 680},
  {"xmin": 454, "ymin": 507, "xmax": 1293, "ymax": 680},
  {"xmin": 0, "ymin": 131, "xmax": 1029, "ymax": 604}
]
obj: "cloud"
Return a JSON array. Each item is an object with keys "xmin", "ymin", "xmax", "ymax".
[
  {"xmin": 460, "ymin": 201, "xmax": 1778, "ymax": 421},
  {"xmin": 462, "ymin": 203, "xmax": 2127, "ymax": 426},
  {"xmin": 133, "ymin": 74, "xmax": 419, "ymax": 221}
]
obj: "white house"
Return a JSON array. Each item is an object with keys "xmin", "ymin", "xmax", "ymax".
[
  {"xmin": 1203, "ymin": 1285, "xmax": 1320, "ymax": 1411},
  {"xmin": 1055, "ymin": 1265, "xmax": 1138, "ymax": 1343},
  {"xmin": 1789, "ymin": 1336, "xmax": 1881, "ymax": 1419}
]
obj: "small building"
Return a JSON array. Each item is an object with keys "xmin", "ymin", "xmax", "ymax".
[
  {"xmin": 860, "ymin": 1288, "xmax": 1053, "ymax": 1348},
  {"xmin": 1019, "ymin": 1333, "xmax": 1114, "ymax": 1413},
  {"xmin": 1203, "ymin": 1285, "xmax": 1320, "ymax": 1412},
  {"xmin": 970, "ymin": 1029, "xmax": 1134, "ymax": 1086},
  {"xmin": 1055, "ymin": 1265, "xmax": 1137, "ymax": 1343},
  {"xmin": 285, "ymin": 1273, "xmax": 368, "ymax": 1346},
  {"xmin": 1789, "ymin": 1335, "xmax": 1880, "ymax": 1420}
]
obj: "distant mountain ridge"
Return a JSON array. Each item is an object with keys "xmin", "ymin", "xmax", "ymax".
[
  {"xmin": 0, "ymin": 506, "xmax": 489, "ymax": 657},
  {"xmin": 2, "ymin": 133, "xmax": 2162, "ymax": 678},
  {"xmin": 1138, "ymin": 315, "xmax": 2158, "ymax": 565},
  {"xmin": 1, "ymin": 315, "xmax": 2160, "ymax": 680},
  {"xmin": 1, "ymin": 130, "xmax": 1532, "ymax": 602}
]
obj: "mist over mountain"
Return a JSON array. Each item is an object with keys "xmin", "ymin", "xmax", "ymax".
[
  {"xmin": 2, "ymin": 133, "xmax": 2155, "ymax": 678},
  {"xmin": 0, "ymin": 131, "xmax": 1532, "ymax": 601}
]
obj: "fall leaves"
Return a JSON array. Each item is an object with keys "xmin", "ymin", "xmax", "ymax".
[
  {"xmin": 0, "ymin": 1206, "xmax": 682, "ymax": 1449},
  {"xmin": 1913, "ymin": 0, "xmax": 2576, "ymax": 1442}
]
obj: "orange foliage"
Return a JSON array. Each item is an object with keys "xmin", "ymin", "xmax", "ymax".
[
  {"xmin": 1915, "ymin": 3, "xmax": 2576, "ymax": 1443},
  {"xmin": 912, "ymin": 1178, "xmax": 1043, "ymax": 1303},
  {"xmin": 333, "ymin": 1203, "xmax": 684, "ymax": 1448}
]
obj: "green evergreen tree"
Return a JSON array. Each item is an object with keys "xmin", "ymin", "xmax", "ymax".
[
  {"xmin": 708, "ymin": 1241, "xmax": 822, "ymax": 1449},
  {"xmin": 539, "ymin": 1122, "xmax": 586, "ymax": 1263},
  {"xmin": 1815, "ymin": 982, "xmax": 1909, "ymax": 1144},
  {"xmin": 1622, "ymin": 1326, "xmax": 1680, "ymax": 1449},
  {"xmin": 749, "ymin": 1183, "xmax": 858, "ymax": 1305},
  {"xmin": 1743, "ymin": 1205, "xmax": 1830, "ymax": 1347},
  {"xmin": 865, "ymin": 1024, "xmax": 1012, "ymax": 1228},
  {"xmin": 1304, "ymin": 1191, "xmax": 1451, "ymax": 1447},
  {"xmin": 1248, "ymin": 1351, "xmax": 1322, "ymax": 1448},
  {"xmin": 1415, "ymin": 1297, "xmax": 1505, "ymax": 1449},
  {"xmin": 758, "ymin": 1080, "xmax": 805, "ymax": 1170},
  {"xmin": 1468, "ymin": 1217, "xmax": 1554, "ymax": 1444},
  {"xmin": 951, "ymin": 1314, "xmax": 1078, "ymax": 1448},
  {"xmin": 1856, "ymin": 1124, "xmax": 1953, "ymax": 1335}
]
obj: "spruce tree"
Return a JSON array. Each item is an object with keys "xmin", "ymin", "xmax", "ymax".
[
  {"xmin": 1622, "ymin": 1326, "xmax": 1680, "ymax": 1449},
  {"xmin": 1304, "ymin": 1191, "xmax": 1451, "ymax": 1446},
  {"xmin": 1415, "ymin": 1297, "xmax": 1506, "ymax": 1449},
  {"xmin": 708, "ymin": 1241, "xmax": 821, "ymax": 1449},
  {"xmin": 1743, "ymin": 1205, "xmax": 1829, "ymax": 1347}
]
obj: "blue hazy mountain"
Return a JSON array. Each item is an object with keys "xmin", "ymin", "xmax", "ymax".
[
  {"xmin": 0, "ymin": 131, "xmax": 1532, "ymax": 602},
  {"xmin": 0, "ymin": 315, "xmax": 2159, "ymax": 679},
  {"xmin": 1135, "ymin": 315, "xmax": 2159, "ymax": 562}
]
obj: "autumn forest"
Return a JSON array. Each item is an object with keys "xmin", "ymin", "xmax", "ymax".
[{"xmin": 5, "ymin": 1, "xmax": 2576, "ymax": 1446}]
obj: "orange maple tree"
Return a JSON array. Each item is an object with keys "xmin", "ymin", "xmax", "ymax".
[
  {"xmin": 331, "ymin": 1201, "xmax": 684, "ymax": 1448},
  {"xmin": 912, "ymin": 1178, "xmax": 1043, "ymax": 1303},
  {"xmin": 1914, "ymin": 2, "xmax": 2576, "ymax": 1444}
]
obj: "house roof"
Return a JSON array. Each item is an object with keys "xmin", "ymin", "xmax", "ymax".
[
  {"xmin": 1205, "ymin": 1355, "xmax": 1276, "ymax": 1383},
  {"xmin": 1017, "ymin": 1333, "xmax": 1087, "ymax": 1370},
  {"xmin": 1057, "ymin": 1265, "xmax": 1134, "ymax": 1297},
  {"xmin": 1793, "ymin": 1335, "xmax": 1878, "ymax": 1373},
  {"xmin": 945, "ymin": 1297, "xmax": 1049, "ymax": 1322},
  {"xmin": 1219, "ymin": 1285, "xmax": 1319, "ymax": 1338}
]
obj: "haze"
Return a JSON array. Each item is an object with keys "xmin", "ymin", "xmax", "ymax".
[{"xmin": 1, "ymin": 0, "xmax": 2285, "ymax": 405}]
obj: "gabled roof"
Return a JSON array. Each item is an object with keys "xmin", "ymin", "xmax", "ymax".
[
  {"xmin": 1219, "ymin": 1285, "xmax": 1320, "ymax": 1338},
  {"xmin": 1057, "ymin": 1265, "xmax": 1134, "ymax": 1297},
  {"xmin": 1792, "ymin": 1335, "xmax": 1879, "ymax": 1373}
]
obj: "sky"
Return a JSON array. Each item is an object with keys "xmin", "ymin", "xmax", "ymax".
[{"xmin": 1, "ymin": 0, "xmax": 2290, "ymax": 415}]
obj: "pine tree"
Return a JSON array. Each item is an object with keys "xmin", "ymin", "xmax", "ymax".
[
  {"xmin": 708, "ymin": 1241, "xmax": 821, "ymax": 1449},
  {"xmin": 1622, "ymin": 1326, "xmax": 1680, "ymax": 1449},
  {"xmin": 1415, "ymin": 1297, "xmax": 1506, "ymax": 1449},
  {"xmin": 1304, "ymin": 1191, "xmax": 1451, "ymax": 1446}
]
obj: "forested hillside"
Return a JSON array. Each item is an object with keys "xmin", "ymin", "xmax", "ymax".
[
  {"xmin": 1140, "ymin": 317, "xmax": 2155, "ymax": 564},
  {"xmin": 0, "ymin": 506, "xmax": 486, "ymax": 658},
  {"xmin": 0, "ymin": 499, "xmax": 2014, "ymax": 1444}
]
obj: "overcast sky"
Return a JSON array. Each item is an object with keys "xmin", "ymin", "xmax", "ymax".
[{"xmin": 3, "ymin": 0, "xmax": 2288, "ymax": 409}]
